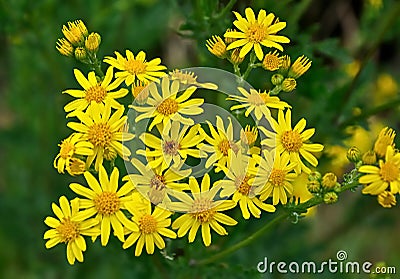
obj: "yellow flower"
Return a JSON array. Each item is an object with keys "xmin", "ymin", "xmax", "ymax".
[
  {"xmin": 251, "ymin": 150, "xmax": 298, "ymax": 205},
  {"xmin": 206, "ymin": 35, "xmax": 227, "ymax": 58},
  {"xmin": 122, "ymin": 203, "xmax": 176, "ymax": 256},
  {"xmin": 44, "ymin": 196, "xmax": 99, "ymax": 265},
  {"xmin": 56, "ymin": 38, "xmax": 74, "ymax": 57},
  {"xmin": 170, "ymin": 174, "xmax": 238, "ymax": 246},
  {"xmin": 377, "ymin": 191, "xmax": 396, "ymax": 208},
  {"xmin": 69, "ymin": 166, "xmax": 138, "ymax": 246},
  {"xmin": 63, "ymin": 67, "xmax": 128, "ymax": 113},
  {"xmin": 227, "ymin": 87, "xmax": 290, "ymax": 121},
  {"xmin": 260, "ymin": 109, "xmax": 324, "ymax": 174},
  {"xmin": 125, "ymin": 158, "xmax": 191, "ymax": 206},
  {"xmin": 288, "ymin": 55, "xmax": 312, "ymax": 79},
  {"xmin": 104, "ymin": 50, "xmax": 166, "ymax": 86},
  {"xmin": 169, "ymin": 69, "xmax": 218, "ymax": 90},
  {"xmin": 374, "ymin": 127, "xmax": 396, "ymax": 158},
  {"xmin": 216, "ymin": 152, "xmax": 276, "ymax": 219},
  {"xmin": 53, "ymin": 133, "xmax": 93, "ymax": 174},
  {"xmin": 138, "ymin": 121, "xmax": 205, "ymax": 169},
  {"xmin": 224, "ymin": 7, "xmax": 290, "ymax": 60},
  {"xmin": 359, "ymin": 146, "xmax": 400, "ymax": 195},
  {"xmin": 262, "ymin": 50, "xmax": 281, "ymax": 71},
  {"xmin": 132, "ymin": 76, "xmax": 204, "ymax": 130},
  {"xmin": 199, "ymin": 116, "xmax": 239, "ymax": 172},
  {"xmin": 67, "ymin": 103, "xmax": 134, "ymax": 171},
  {"xmin": 62, "ymin": 20, "xmax": 88, "ymax": 46}
]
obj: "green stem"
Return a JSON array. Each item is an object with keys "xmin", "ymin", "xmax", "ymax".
[
  {"xmin": 87, "ymin": 53, "xmax": 104, "ymax": 78},
  {"xmin": 213, "ymin": 0, "xmax": 237, "ymax": 20},
  {"xmin": 194, "ymin": 210, "xmax": 289, "ymax": 266},
  {"xmin": 242, "ymin": 52, "xmax": 257, "ymax": 80}
]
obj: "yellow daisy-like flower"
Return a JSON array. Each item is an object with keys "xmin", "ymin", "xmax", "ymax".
[
  {"xmin": 63, "ymin": 67, "xmax": 128, "ymax": 113},
  {"xmin": 122, "ymin": 202, "xmax": 177, "ymax": 256},
  {"xmin": 44, "ymin": 196, "xmax": 99, "ymax": 265},
  {"xmin": 217, "ymin": 152, "xmax": 276, "ymax": 219},
  {"xmin": 132, "ymin": 76, "xmax": 204, "ymax": 130},
  {"xmin": 170, "ymin": 174, "xmax": 238, "ymax": 246},
  {"xmin": 224, "ymin": 7, "xmax": 290, "ymax": 60},
  {"xmin": 69, "ymin": 166, "xmax": 138, "ymax": 246},
  {"xmin": 53, "ymin": 133, "xmax": 93, "ymax": 174},
  {"xmin": 251, "ymin": 150, "xmax": 298, "ymax": 205},
  {"xmin": 359, "ymin": 146, "xmax": 400, "ymax": 195},
  {"xmin": 374, "ymin": 127, "xmax": 396, "ymax": 158},
  {"xmin": 138, "ymin": 121, "xmax": 205, "ymax": 169},
  {"xmin": 377, "ymin": 191, "xmax": 396, "ymax": 208},
  {"xmin": 125, "ymin": 158, "xmax": 191, "ymax": 206},
  {"xmin": 262, "ymin": 50, "xmax": 281, "ymax": 71},
  {"xmin": 260, "ymin": 109, "xmax": 324, "ymax": 174},
  {"xmin": 199, "ymin": 116, "xmax": 239, "ymax": 172},
  {"xmin": 67, "ymin": 103, "xmax": 134, "ymax": 171},
  {"xmin": 227, "ymin": 87, "xmax": 290, "ymax": 121},
  {"xmin": 104, "ymin": 50, "xmax": 167, "ymax": 86}
]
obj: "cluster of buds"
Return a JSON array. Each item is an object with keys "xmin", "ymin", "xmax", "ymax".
[
  {"xmin": 56, "ymin": 20, "xmax": 101, "ymax": 61},
  {"xmin": 270, "ymin": 55, "xmax": 312, "ymax": 93},
  {"xmin": 307, "ymin": 171, "xmax": 340, "ymax": 204}
]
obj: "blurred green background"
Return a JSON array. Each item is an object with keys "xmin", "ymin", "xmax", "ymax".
[{"xmin": 1, "ymin": 0, "xmax": 400, "ymax": 278}]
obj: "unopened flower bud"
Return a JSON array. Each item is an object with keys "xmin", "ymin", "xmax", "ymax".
[
  {"xmin": 322, "ymin": 172, "xmax": 337, "ymax": 189},
  {"xmin": 308, "ymin": 171, "xmax": 322, "ymax": 181},
  {"xmin": 347, "ymin": 146, "xmax": 361, "ymax": 163},
  {"xmin": 307, "ymin": 180, "xmax": 320, "ymax": 193},
  {"xmin": 282, "ymin": 78, "xmax": 297, "ymax": 92},
  {"xmin": 85, "ymin": 32, "xmax": 101, "ymax": 52},
  {"xmin": 74, "ymin": 47, "xmax": 87, "ymax": 61},
  {"xmin": 324, "ymin": 192, "xmax": 338, "ymax": 204},
  {"xmin": 271, "ymin": 74, "xmax": 284, "ymax": 85}
]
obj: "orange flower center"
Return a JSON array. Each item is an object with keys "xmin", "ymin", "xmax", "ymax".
[
  {"xmin": 156, "ymin": 98, "xmax": 179, "ymax": 116},
  {"xmin": 57, "ymin": 217, "xmax": 80, "ymax": 243},
  {"xmin": 246, "ymin": 23, "xmax": 266, "ymax": 43},
  {"xmin": 281, "ymin": 130, "xmax": 303, "ymax": 152},
  {"xmin": 94, "ymin": 192, "xmax": 120, "ymax": 215},
  {"xmin": 380, "ymin": 161, "xmax": 399, "ymax": 182},
  {"xmin": 85, "ymin": 85, "xmax": 107, "ymax": 103},
  {"xmin": 263, "ymin": 53, "xmax": 281, "ymax": 71},
  {"xmin": 163, "ymin": 140, "xmax": 180, "ymax": 156},
  {"xmin": 269, "ymin": 168, "xmax": 286, "ymax": 186},
  {"xmin": 59, "ymin": 140, "xmax": 75, "ymax": 159},
  {"xmin": 236, "ymin": 175, "xmax": 251, "ymax": 196},
  {"xmin": 88, "ymin": 123, "xmax": 112, "ymax": 147},
  {"xmin": 190, "ymin": 197, "xmax": 216, "ymax": 223},
  {"xmin": 218, "ymin": 139, "xmax": 238, "ymax": 156},
  {"xmin": 139, "ymin": 214, "xmax": 158, "ymax": 234},
  {"xmin": 125, "ymin": 58, "xmax": 147, "ymax": 75}
]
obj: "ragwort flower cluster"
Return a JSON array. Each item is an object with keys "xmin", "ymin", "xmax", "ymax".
[{"xmin": 45, "ymin": 6, "xmax": 396, "ymax": 266}]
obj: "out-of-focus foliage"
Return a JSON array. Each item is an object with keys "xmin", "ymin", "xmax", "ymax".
[{"xmin": 1, "ymin": 0, "xmax": 400, "ymax": 278}]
